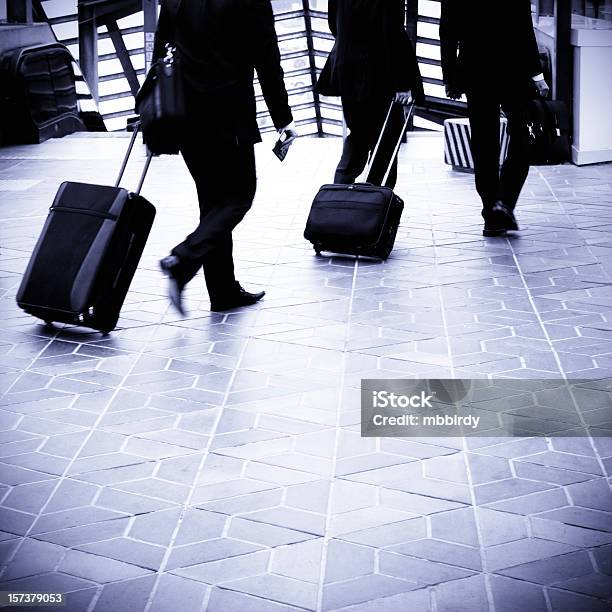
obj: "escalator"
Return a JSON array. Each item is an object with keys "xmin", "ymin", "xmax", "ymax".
[{"xmin": 0, "ymin": 0, "xmax": 105, "ymax": 145}]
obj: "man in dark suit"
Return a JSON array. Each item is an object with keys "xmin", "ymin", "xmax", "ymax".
[
  {"xmin": 154, "ymin": 0, "xmax": 297, "ymax": 314},
  {"xmin": 316, "ymin": 0, "xmax": 423, "ymax": 189},
  {"xmin": 440, "ymin": 0, "xmax": 549, "ymax": 236}
]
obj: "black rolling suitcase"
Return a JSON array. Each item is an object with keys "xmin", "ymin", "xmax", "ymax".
[
  {"xmin": 16, "ymin": 128, "xmax": 155, "ymax": 333},
  {"xmin": 304, "ymin": 101, "xmax": 414, "ymax": 260},
  {"xmin": 0, "ymin": 43, "xmax": 85, "ymax": 145}
]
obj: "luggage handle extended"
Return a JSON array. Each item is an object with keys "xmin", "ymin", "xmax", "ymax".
[
  {"xmin": 115, "ymin": 122, "xmax": 153, "ymax": 195},
  {"xmin": 365, "ymin": 100, "xmax": 415, "ymax": 187}
]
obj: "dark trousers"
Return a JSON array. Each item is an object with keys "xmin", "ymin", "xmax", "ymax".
[
  {"xmin": 171, "ymin": 135, "xmax": 257, "ymax": 299},
  {"xmin": 466, "ymin": 88, "xmax": 531, "ymax": 217},
  {"xmin": 335, "ymin": 95, "xmax": 398, "ymax": 189}
]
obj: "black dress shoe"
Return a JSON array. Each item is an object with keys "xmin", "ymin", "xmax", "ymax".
[
  {"xmin": 160, "ymin": 255, "xmax": 187, "ymax": 317},
  {"xmin": 483, "ymin": 201, "xmax": 519, "ymax": 237},
  {"xmin": 210, "ymin": 284, "xmax": 265, "ymax": 312}
]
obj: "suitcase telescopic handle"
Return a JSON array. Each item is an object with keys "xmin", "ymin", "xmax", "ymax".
[
  {"xmin": 365, "ymin": 100, "xmax": 416, "ymax": 187},
  {"xmin": 115, "ymin": 122, "xmax": 153, "ymax": 195}
]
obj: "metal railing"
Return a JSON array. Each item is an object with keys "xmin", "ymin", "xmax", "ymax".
[
  {"xmin": 410, "ymin": 0, "xmax": 467, "ymax": 129},
  {"xmin": 38, "ymin": 0, "xmax": 338, "ymax": 133},
  {"xmin": 36, "ymin": 0, "xmax": 466, "ymax": 133}
]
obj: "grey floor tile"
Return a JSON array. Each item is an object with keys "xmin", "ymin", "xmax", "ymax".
[
  {"xmin": 553, "ymin": 572, "xmax": 612, "ymax": 599},
  {"xmin": 322, "ymin": 574, "xmax": 421, "ymax": 610},
  {"xmin": 92, "ymin": 575, "xmax": 156, "ymax": 612},
  {"xmin": 76, "ymin": 537, "xmax": 166, "ymax": 571},
  {"xmin": 490, "ymin": 575, "xmax": 548, "ymax": 612},
  {"xmin": 171, "ymin": 550, "xmax": 270, "ymax": 584},
  {"xmin": 323, "ymin": 539, "xmax": 375, "ymax": 584},
  {"xmin": 476, "ymin": 508, "xmax": 528, "ymax": 547},
  {"xmin": 148, "ymin": 573, "xmax": 209, "ymax": 612},
  {"xmin": 33, "ymin": 518, "xmax": 131, "ymax": 548},
  {"xmin": 498, "ymin": 550, "xmax": 594, "ymax": 584},
  {"xmin": 166, "ymin": 537, "xmax": 264, "ymax": 571},
  {"xmin": 485, "ymin": 538, "xmax": 578, "ymax": 572},
  {"xmin": 59, "ymin": 549, "xmax": 152, "ymax": 583},
  {"xmin": 388, "ymin": 538, "xmax": 482, "ymax": 571},
  {"xmin": 434, "ymin": 575, "xmax": 489, "ymax": 612},
  {"xmin": 270, "ymin": 539, "xmax": 323, "ymax": 584},
  {"xmin": 207, "ymin": 586, "xmax": 298, "ymax": 612},
  {"xmin": 1, "ymin": 538, "xmax": 65, "ymax": 581},
  {"xmin": 548, "ymin": 589, "xmax": 611, "ymax": 612},
  {"xmin": 223, "ymin": 573, "xmax": 319, "ymax": 609},
  {"xmin": 379, "ymin": 551, "xmax": 475, "ymax": 585},
  {"xmin": 337, "ymin": 517, "xmax": 427, "ymax": 548}
]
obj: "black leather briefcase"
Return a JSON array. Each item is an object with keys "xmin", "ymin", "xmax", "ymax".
[
  {"xmin": 527, "ymin": 99, "xmax": 570, "ymax": 165},
  {"xmin": 135, "ymin": 44, "xmax": 185, "ymax": 155},
  {"xmin": 304, "ymin": 101, "xmax": 413, "ymax": 260},
  {"xmin": 16, "ymin": 127, "xmax": 156, "ymax": 334}
]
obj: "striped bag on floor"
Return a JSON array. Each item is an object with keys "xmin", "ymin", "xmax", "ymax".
[{"xmin": 444, "ymin": 117, "xmax": 509, "ymax": 171}]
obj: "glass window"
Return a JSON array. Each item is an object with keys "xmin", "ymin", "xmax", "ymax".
[
  {"xmin": 536, "ymin": 0, "xmax": 612, "ymax": 28},
  {"xmin": 572, "ymin": 0, "xmax": 612, "ymax": 28}
]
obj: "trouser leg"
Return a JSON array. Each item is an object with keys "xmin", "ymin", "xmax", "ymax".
[
  {"xmin": 335, "ymin": 95, "xmax": 397, "ymax": 187},
  {"xmin": 334, "ymin": 97, "xmax": 371, "ymax": 184},
  {"xmin": 366, "ymin": 100, "xmax": 402, "ymax": 190},
  {"xmin": 202, "ymin": 235, "xmax": 235, "ymax": 298},
  {"xmin": 466, "ymin": 91, "xmax": 503, "ymax": 217},
  {"xmin": 172, "ymin": 138, "xmax": 256, "ymax": 296},
  {"xmin": 499, "ymin": 96, "xmax": 531, "ymax": 211}
]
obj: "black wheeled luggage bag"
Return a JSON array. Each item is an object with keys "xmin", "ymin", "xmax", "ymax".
[
  {"xmin": 304, "ymin": 101, "xmax": 414, "ymax": 260},
  {"xmin": 16, "ymin": 128, "xmax": 155, "ymax": 333}
]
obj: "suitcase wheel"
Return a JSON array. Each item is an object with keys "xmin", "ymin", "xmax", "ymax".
[
  {"xmin": 314, "ymin": 244, "xmax": 322, "ymax": 256},
  {"xmin": 376, "ymin": 243, "xmax": 392, "ymax": 261},
  {"xmin": 379, "ymin": 224, "xmax": 399, "ymax": 260},
  {"xmin": 44, "ymin": 320, "xmax": 54, "ymax": 327}
]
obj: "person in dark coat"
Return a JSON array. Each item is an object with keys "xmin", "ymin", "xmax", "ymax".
[
  {"xmin": 440, "ymin": 0, "xmax": 549, "ymax": 236},
  {"xmin": 155, "ymin": 0, "xmax": 297, "ymax": 314},
  {"xmin": 316, "ymin": 0, "xmax": 423, "ymax": 189}
]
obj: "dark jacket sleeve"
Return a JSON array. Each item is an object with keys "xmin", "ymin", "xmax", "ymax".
[
  {"xmin": 250, "ymin": 0, "xmax": 293, "ymax": 130},
  {"xmin": 522, "ymin": 0, "xmax": 543, "ymax": 77},
  {"xmin": 328, "ymin": 0, "xmax": 338, "ymax": 37},
  {"xmin": 384, "ymin": 0, "xmax": 424, "ymax": 101},
  {"xmin": 152, "ymin": 3, "xmax": 172, "ymax": 63},
  {"xmin": 439, "ymin": 0, "xmax": 460, "ymax": 88}
]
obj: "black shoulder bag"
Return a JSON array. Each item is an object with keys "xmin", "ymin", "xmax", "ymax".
[
  {"xmin": 526, "ymin": 99, "xmax": 571, "ymax": 166},
  {"xmin": 135, "ymin": 4, "xmax": 186, "ymax": 155}
]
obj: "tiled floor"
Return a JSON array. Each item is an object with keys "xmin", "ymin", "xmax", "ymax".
[{"xmin": 0, "ymin": 133, "xmax": 611, "ymax": 611}]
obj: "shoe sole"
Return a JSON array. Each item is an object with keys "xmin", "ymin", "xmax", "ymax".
[
  {"xmin": 159, "ymin": 261, "xmax": 187, "ymax": 317},
  {"xmin": 483, "ymin": 227, "xmax": 520, "ymax": 238},
  {"xmin": 483, "ymin": 228, "xmax": 507, "ymax": 237},
  {"xmin": 210, "ymin": 293, "xmax": 265, "ymax": 312}
]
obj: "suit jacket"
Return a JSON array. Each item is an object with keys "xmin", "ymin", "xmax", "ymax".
[
  {"xmin": 316, "ymin": 0, "xmax": 424, "ymax": 103},
  {"xmin": 439, "ymin": 0, "xmax": 542, "ymax": 94},
  {"xmin": 153, "ymin": 0, "xmax": 292, "ymax": 144}
]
